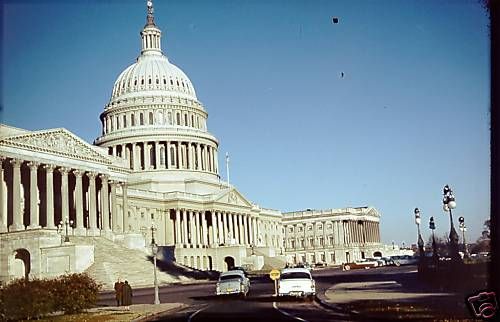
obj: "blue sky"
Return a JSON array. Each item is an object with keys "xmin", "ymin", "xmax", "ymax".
[{"xmin": 2, "ymin": 0, "xmax": 490, "ymax": 245}]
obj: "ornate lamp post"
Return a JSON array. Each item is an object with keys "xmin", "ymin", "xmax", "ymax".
[
  {"xmin": 458, "ymin": 216, "xmax": 468, "ymax": 258},
  {"xmin": 414, "ymin": 208, "xmax": 425, "ymax": 257},
  {"xmin": 150, "ymin": 224, "xmax": 160, "ymax": 305},
  {"xmin": 59, "ymin": 217, "xmax": 74, "ymax": 243},
  {"xmin": 442, "ymin": 184, "xmax": 460, "ymax": 261},
  {"xmin": 429, "ymin": 216, "xmax": 438, "ymax": 260}
]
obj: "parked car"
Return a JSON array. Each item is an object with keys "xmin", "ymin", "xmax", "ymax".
[
  {"xmin": 342, "ymin": 259, "xmax": 378, "ymax": 271},
  {"xmin": 277, "ymin": 268, "xmax": 316, "ymax": 299},
  {"xmin": 381, "ymin": 256, "xmax": 396, "ymax": 266},
  {"xmin": 390, "ymin": 255, "xmax": 419, "ymax": 266},
  {"xmin": 295, "ymin": 262, "xmax": 313, "ymax": 271},
  {"xmin": 366, "ymin": 257, "xmax": 385, "ymax": 267},
  {"xmin": 216, "ymin": 270, "xmax": 250, "ymax": 297}
]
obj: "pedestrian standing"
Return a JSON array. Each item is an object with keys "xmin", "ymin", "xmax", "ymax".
[
  {"xmin": 122, "ymin": 280, "xmax": 133, "ymax": 309},
  {"xmin": 114, "ymin": 278, "xmax": 124, "ymax": 306}
]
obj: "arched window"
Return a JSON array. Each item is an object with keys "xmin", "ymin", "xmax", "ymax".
[
  {"xmin": 184, "ymin": 114, "xmax": 188, "ymax": 126},
  {"xmin": 148, "ymin": 78, "xmax": 152, "ymax": 84},
  {"xmin": 191, "ymin": 115, "xmax": 194, "ymax": 127},
  {"xmin": 131, "ymin": 113, "xmax": 135, "ymax": 126},
  {"xmin": 116, "ymin": 116, "xmax": 120, "ymax": 129},
  {"xmin": 176, "ymin": 80, "xmax": 179, "ymax": 86},
  {"xmin": 140, "ymin": 113, "xmax": 144, "ymax": 125},
  {"xmin": 163, "ymin": 79, "xmax": 166, "ymax": 85},
  {"xmin": 168, "ymin": 112, "xmax": 172, "ymax": 125},
  {"xmin": 176, "ymin": 113, "xmax": 181, "ymax": 125},
  {"xmin": 149, "ymin": 112, "xmax": 154, "ymax": 125},
  {"xmin": 134, "ymin": 79, "xmax": 137, "ymax": 86},
  {"xmin": 123, "ymin": 115, "xmax": 127, "ymax": 128},
  {"xmin": 141, "ymin": 78, "xmax": 144, "ymax": 85},
  {"xmin": 170, "ymin": 79, "xmax": 173, "ymax": 85},
  {"xmin": 156, "ymin": 78, "xmax": 159, "ymax": 84}
]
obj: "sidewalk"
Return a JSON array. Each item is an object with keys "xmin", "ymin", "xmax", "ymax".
[
  {"xmin": 89, "ymin": 303, "xmax": 186, "ymax": 321},
  {"xmin": 316, "ymin": 279, "xmax": 473, "ymax": 320}
]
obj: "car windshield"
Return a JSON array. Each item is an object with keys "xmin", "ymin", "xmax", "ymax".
[
  {"xmin": 280, "ymin": 272, "xmax": 311, "ymax": 280},
  {"xmin": 219, "ymin": 275, "xmax": 242, "ymax": 281}
]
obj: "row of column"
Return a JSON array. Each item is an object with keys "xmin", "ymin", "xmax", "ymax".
[
  {"xmin": 342, "ymin": 220, "xmax": 380, "ymax": 245},
  {"xmin": 109, "ymin": 141, "xmax": 218, "ymax": 174},
  {"xmin": 173, "ymin": 210, "xmax": 260, "ymax": 248},
  {"xmin": 0, "ymin": 157, "xmax": 128, "ymax": 235},
  {"xmin": 285, "ymin": 219, "xmax": 380, "ymax": 250}
]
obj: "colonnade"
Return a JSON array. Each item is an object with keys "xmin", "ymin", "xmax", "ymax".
[
  {"xmin": 285, "ymin": 219, "xmax": 380, "ymax": 250},
  {"xmin": 172, "ymin": 210, "xmax": 261, "ymax": 248},
  {"xmin": 0, "ymin": 157, "xmax": 127, "ymax": 235},
  {"xmin": 108, "ymin": 140, "xmax": 218, "ymax": 173}
]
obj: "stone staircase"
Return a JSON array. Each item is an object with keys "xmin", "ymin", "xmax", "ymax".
[
  {"xmin": 73, "ymin": 237, "xmax": 190, "ymax": 290},
  {"xmin": 252, "ymin": 248, "xmax": 287, "ymax": 270}
]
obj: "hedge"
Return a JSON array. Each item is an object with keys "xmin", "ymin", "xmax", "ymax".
[{"xmin": 0, "ymin": 273, "xmax": 101, "ymax": 321}]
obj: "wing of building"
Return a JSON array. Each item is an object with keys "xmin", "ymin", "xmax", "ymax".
[{"xmin": 0, "ymin": 1, "xmax": 384, "ymax": 287}]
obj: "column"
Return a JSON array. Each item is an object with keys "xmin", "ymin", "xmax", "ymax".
[
  {"xmin": 122, "ymin": 183, "xmax": 129, "ymax": 232},
  {"xmin": 195, "ymin": 211, "xmax": 201, "ymax": 247},
  {"xmin": 237, "ymin": 214, "xmax": 243, "ymax": 245},
  {"xmin": 0, "ymin": 157, "xmax": 7, "ymax": 232},
  {"xmin": 87, "ymin": 172, "xmax": 98, "ymax": 234},
  {"xmin": 131, "ymin": 143, "xmax": 138, "ymax": 170},
  {"xmin": 223, "ymin": 212, "xmax": 229, "ymax": 244},
  {"xmin": 247, "ymin": 215, "xmax": 253, "ymax": 245},
  {"xmin": 196, "ymin": 143, "xmax": 202, "ymax": 170},
  {"xmin": 189, "ymin": 210, "xmax": 195, "ymax": 246},
  {"xmin": 122, "ymin": 144, "xmax": 127, "ymax": 159},
  {"xmin": 44, "ymin": 164, "xmax": 56, "ymax": 229},
  {"xmin": 59, "ymin": 167, "xmax": 70, "ymax": 225},
  {"xmin": 182, "ymin": 209, "xmax": 188, "ymax": 245},
  {"xmin": 177, "ymin": 142, "xmax": 182, "ymax": 169},
  {"xmin": 214, "ymin": 148, "xmax": 219, "ymax": 174},
  {"xmin": 175, "ymin": 209, "xmax": 181, "ymax": 245},
  {"xmin": 73, "ymin": 170, "xmax": 85, "ymax": 234},
  {"xmin": 252, "ymin": 217, "xmax": 258, "ymax": 246},
  {"xmin": 143, "ymin": 142, "xmax": 150, "ymax": 170},
  {"xmin": 256, "ymin": 218, "xmax": 260, "ymax": 246},
  {"xmin": 202, "ymin": 212, "xmax": 208, "ymax": 246},
  {"xmin": 9, "ymin": 159, "xmax": 24, "ymax": 231},
  {"xmin": 166, "ymin": 141, "xmax": 171, "ymax": 169},
  {"xmin": 210, "ymin": 211, "xmax": 217, "ymax": 246},
  {"xmin": 206, "ymin": 146, "xmax": 211, "ymax": 172},
  {"xmin": 228, "ymin": 213, "xmax": 235, "ymax": 243},
  {"xmin": 27, "ymin": 161, "xmax": 40, "ymax": 229},
  {"xmin": 243, "ymin": 214, "xmax": 248, "ymax": 245},
  {"xmin": 100, "ymin": 174, "xmax": 110, "ymax": 232},
  {"xmin": 110, "ymin": 181, "xmax": 118, "ymax": 232},
  {"xmin": 217, "ymin": 211, "xmax": 223, "ymax": 244},
  {"xmin": 187, "ymin": 142, "xmax": 192, "ymax": 170},
  {"xmin": 155, "ymin": 141, "xmax": 160, "ymax": 170}
]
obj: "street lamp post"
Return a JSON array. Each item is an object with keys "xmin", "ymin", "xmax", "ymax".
[
  {"xmin": 458, "ymin": 216, "xmax": 468, "ymax": 258},
  {"xmin": 414, "ymin": 208, "xmax": 425, "ymax": 258},
  {"xmin": 429, "ymin": 216, "xmax": 438, "ymax": 260},
  {"xmin": 59, "ymin": 217, "xmax": 74, "ymax": 243},
  {"xmin": 150, "ymin": 224, "xmax": 160, "ymax": 305},
  {"xmin": 442, "ymin": 184, "xmax": 460, "ymax": 261}
]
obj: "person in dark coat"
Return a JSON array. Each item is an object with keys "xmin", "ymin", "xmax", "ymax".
[
  {"xmin": 114, "ymin": 278, "xmax": 124, "ymax": 306},
  {"xmin": 122, "ymin": 280, "xmax": 133, "ymax": 308}
]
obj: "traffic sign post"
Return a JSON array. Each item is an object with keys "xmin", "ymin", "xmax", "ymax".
[{"xmin": 269, "ymin": 269, "xmax": 280, "ymax": 296}]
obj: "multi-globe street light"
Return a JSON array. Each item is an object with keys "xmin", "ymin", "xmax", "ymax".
[
  {"xmin": 414, "ymin": 208, "xmax": 425, "ymax": 258},
  {"xmin": 429, "ymin": 216, "xmax": 438, "ymax": 260},
  {"xmin": 458, "ymin": 216, "xmax": 468, "ymax": 258},
  {"xmin": 59, "ymin": 216, "xmax": 74, "ymax": 243},
  {"xmin": 150, "ymin": 224, "xmax": 160, "ymax": 305},
  {"xmin": 442, "ymin": 184, "xmax": 460, "ymax": 261}
]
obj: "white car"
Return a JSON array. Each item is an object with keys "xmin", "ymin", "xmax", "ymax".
[
  {"xmin": 277, "ymin": 268, "xmax": 315, "ymax": 299},
  {"xmin": 216, "ymin": 270, "xmax": 250, "ymax": 297}
]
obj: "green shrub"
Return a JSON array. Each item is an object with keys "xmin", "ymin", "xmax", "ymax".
[
  {"xmin": 0, "ymin": 278, "xmax": 55, "ymax": 320},
  {"xmin": 52, "ymin": 273, "xmax": 101, "ymax": 314},
  {"xmin": 0, "ymin": 273, "xmax": 101, "ymax": 321}
]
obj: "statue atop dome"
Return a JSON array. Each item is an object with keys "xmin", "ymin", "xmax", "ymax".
[{"xmin": 146, "ymin": 0, "xmax": 155, "ymax": 26}]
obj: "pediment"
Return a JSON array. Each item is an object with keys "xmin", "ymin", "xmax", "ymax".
[
  {"xmin": 214, "ymin": 188, "xmax": 253, "ymax": 207},
  {"xmin": 0, "ymin": 128, "xmax": 110, "ymax": 164}
]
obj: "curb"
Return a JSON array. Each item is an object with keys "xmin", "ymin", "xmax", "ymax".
[{"xmin": 131, "ymin": 303, "xmax": 188, "ymax": 322}]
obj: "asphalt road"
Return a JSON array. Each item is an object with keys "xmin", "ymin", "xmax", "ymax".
[{"xmin": 98, "ymin": 266, "xmax": 417, "ymax": 322}]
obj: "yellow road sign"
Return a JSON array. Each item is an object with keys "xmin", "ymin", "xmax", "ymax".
[{"xmin": 269, "ymin": 269, "xmax": 280, "ymax": 280}]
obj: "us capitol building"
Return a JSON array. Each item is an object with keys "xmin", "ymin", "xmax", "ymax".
[{"xmin": 0, "ymin": 1, "xmax": 385, "ymax": 287}]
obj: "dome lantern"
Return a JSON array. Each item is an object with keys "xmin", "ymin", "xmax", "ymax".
[{"xmin": 141, "ymin": 0, "xmax": 162, "ymax": 55}]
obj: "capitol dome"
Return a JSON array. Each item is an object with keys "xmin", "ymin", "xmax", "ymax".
[{"xmin": 109, "ymin": 21, "xmax": 196, "ymax": 105}]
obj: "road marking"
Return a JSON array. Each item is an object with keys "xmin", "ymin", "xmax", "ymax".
[
  {"xmin": 187, "ymin": 306, "xmax": 207, "ymax": 322},
  {"xmin": 273, "ymin": 301, "xmax": 310, "ymax": 322}
]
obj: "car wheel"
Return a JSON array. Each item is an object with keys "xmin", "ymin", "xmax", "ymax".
[{"xmin": 344, "ymin": 265, "xmax": 350, "ymax": 271}]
